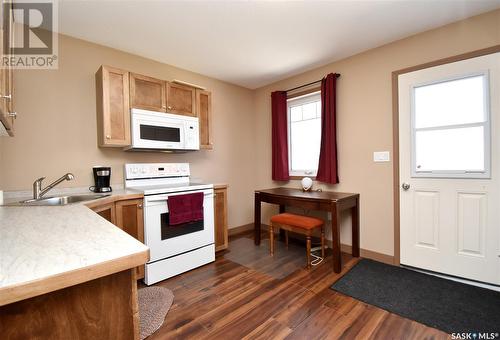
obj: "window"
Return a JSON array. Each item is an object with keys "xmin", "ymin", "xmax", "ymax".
[
  {"xmin": 411, "ymin": 73, "xmax": 490, "ymax": 178},
  {"xmin": 287, "ymin": 91, "xmax": 321, "ymax": 177}
]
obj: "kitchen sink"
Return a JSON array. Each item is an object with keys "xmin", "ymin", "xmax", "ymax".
[{"xmin": 7, "ymin": 194, "xmax": 110, "ymax": 206}]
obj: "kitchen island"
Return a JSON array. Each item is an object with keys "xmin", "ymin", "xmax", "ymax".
[{"xmin": 0, "ymin": 195, "xmax": 149, "ymax": 339}]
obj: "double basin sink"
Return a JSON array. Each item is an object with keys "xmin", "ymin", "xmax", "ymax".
[{"xmin": 5, "ymin": 194, "xmax": 110, "ymax": 206}]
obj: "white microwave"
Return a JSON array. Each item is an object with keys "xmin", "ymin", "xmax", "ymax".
[{"xmin": 126, "ymin": 108, "xmax": 200, "ymax": 151}]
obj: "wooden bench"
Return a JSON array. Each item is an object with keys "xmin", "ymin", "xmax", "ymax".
[{"xmin": 269, "ymin": 213, "xmax": 325, "ymax": 269}]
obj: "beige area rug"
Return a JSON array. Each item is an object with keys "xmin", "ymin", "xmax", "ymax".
[{"xmin": 138, "ymin": 286, "xmax": 174, "ymax": 339}]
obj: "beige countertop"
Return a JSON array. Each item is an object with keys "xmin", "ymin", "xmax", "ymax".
[{"xmin": 0, "ymin": 190, "xmax": 149, "ymax": 306}]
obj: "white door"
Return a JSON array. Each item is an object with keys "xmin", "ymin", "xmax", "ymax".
[{"xmin": 399, "ymin": 52, "xmax": 500, "ymax": 285}]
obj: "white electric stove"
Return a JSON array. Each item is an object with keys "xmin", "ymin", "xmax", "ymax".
[{"xmin": 125, "ymin": 163, "xmax": 215, "ymax": 285}]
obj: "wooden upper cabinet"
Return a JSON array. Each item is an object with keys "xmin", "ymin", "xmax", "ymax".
[
  {"xmin": 130, "ymin": 73, "xmax": 166, "ymax": 112},
  {"xmin": 0, "ymin": 4, "xmax": 15, "ymax": 136},
  {"xmin": 115, "ymin": 199, "xmax": 145, "ymax": 280},
  {"xmin": 214, "ymin": 185, "xmax": 228, "ymax": 252},
  {"xmin": 196, "ymin": 89, "xmax": 212, "ymax": 149},
  {"xmin": 166, "ymin": 82, "xmax": 196, "ymax": 116},
  {"xmin": 95, "ymin": 66, "xmax": 131, "ymax": 147}
]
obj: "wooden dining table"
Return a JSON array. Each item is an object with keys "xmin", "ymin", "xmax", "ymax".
[{"xmin": 254, "ymin": 187, "xmax": 360, "ymax": 273}]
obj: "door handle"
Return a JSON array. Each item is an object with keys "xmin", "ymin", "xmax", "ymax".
[{"xmin": 402, "ymin": 183, "xmax": 410, "ymax": 190}]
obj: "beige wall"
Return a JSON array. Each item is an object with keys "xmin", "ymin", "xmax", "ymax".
[
  {"xmin": 0, "ymin": 33, "xmax": 256, "ymax": 228},
  {"xmin": 1, "ymin": 10, "xmax": 499, "ymax": 255},
  {"xmin": 253, "ymin": 9, "xmax": 500, "ymax": 256}
]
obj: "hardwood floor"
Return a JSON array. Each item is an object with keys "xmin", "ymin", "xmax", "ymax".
[{"xmin": 146, "ymin": 233, "xmax": 448, "ymax": 339}]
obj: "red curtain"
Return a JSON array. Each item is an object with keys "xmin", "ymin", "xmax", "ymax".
[
  {"xmin": 271, "ymin": 91, "xmax": 290, "ymax": 181},
  {"xmin": 316, "ymin": 73, "xmax": 339, "ymax": 184}
]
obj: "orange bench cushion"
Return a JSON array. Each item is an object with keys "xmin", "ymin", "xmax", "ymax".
[{"xmin": 270, "ymin": 213, "xmax": 324, "ymax": 230}]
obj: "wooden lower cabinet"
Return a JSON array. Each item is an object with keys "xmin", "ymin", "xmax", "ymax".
[
  {"xmin": 92, "ymin": 202, "xmax": 116, "ymax": 224},
  {"xmin": 214, "ymin": 185, "xmax": 228, "ymax": 252},
  {"xmin": 90, "ymin": 198, "xmax": 145, "ymax": 280},
  {"xmin": 115, "ymin": 199, "xmax": 145, "ymax": 279},
  {"xmin": 0, "ymin": 269, "xmax": 139, "ymax": 340}
]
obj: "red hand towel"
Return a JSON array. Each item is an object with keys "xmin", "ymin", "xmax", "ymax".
[{"xmin": 167, "ymin": 192, "xmax": 204, "ymax": 225}]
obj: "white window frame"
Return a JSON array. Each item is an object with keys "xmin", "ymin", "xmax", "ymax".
[
  {"xmin": 287, "ymin": 91, "xmax": 321, "ymax": 177},
  {"xmin": 410, "ymin": 71, "xmax": 491, "ymax": 179}
]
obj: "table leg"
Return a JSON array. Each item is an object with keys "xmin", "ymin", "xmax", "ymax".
[
  {"xmin": 254, "ymin": 192, "xmax": 261, "ymax": 245},
  {"xmin": 351, "ymin": 197, "xmax": 360, "ymax": 257},
  {"xmin": 332, "ymin": 204, "xmax": 341, "ymax": 273},
  {"xmin": 279, "ymin": 204, "xmax": 286, "ymax": 241}
]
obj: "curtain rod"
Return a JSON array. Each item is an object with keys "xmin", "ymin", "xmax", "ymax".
[{"xmin": 285, "ymin": 73, "xmax": 341, "ymax": 93}]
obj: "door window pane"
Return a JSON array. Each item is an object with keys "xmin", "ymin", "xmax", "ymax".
[
  {"xmin": 412, "ymin": 73, "xmax": 489, "ymax": 178},
  {"xmin": 415, "ymin": 126, "xmax": 484, "ymax": 172},
  {"xmin": 414, "ymin": 75, "xmax": 486, "ymax": 129}
]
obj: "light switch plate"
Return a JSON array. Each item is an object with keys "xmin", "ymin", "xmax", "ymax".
[{"xmin": 373, "ymin": 151, "xmax": 390, "ymax": 162}]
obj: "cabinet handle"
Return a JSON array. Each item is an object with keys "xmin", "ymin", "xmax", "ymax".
[
  {"xmin": 8, "ymin": 112, "xmax": 16, "ymax": 118},
  {"xmin": 138, "ymin": 204, "xmax": 143, "ymax": 209},
  {"xmin": 1, "ymin": 94, "xmax": 11, "ymax": 99},
  {"xmin": 105, "ymin": 135, "xmax": 111, "ymax": 139},
  {"xmin": 167, "ymin": 106, "xmax": 172, "ymax": 110}
]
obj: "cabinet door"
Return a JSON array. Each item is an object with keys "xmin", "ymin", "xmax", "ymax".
[
  {"xmin": 196, "ymin": 89, "xmax": 212, "ymax": 149},
  {"xmin": 214, "ymin": 186, "xmax": 228, "ymax": 252},
  {"xmin": 166, "ymin": 82, "xmax": 196, "ymax": 116},
  {"xmin": 95, "ymin": 66, "xmax": 131, "ymax": 147},
  {"xmin": 0, "ymin": 3, "xmax": 15, "ymax": 136},
  {"xmin": 92, "ymin": 203, "xmax": 116, "ymax": 224},
  {"xmin": 115, "ymin": 199, "xmax": 145, "ymax": 280},
  {"xmin": 130, "ymin": 73, "xmax": 166, "ymax": 112}
]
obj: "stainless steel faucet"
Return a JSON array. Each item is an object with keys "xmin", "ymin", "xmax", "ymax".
[{"xmin": 33, "ymin": 173, "xmax": 75, "ymax": 199}]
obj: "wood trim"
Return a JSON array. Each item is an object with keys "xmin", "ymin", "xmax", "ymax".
[
  {"xmin": 393, "ymin": 45, "xmax": 500, "ymax": 76},
  {"xmin": 289, "ymin": 176, "xmax": 317, "ymax": 181},
  {"xmin": 0, "ymin": 251, "xmax": 149, "ymax": 307},
  {"xmin": 228, "ymin": 223, "xmax": 255, "ymax": 236},
  {"xmin": 286, "ymin": 86, "xmax": 321, "ymax": 99},
  {"xmin": 172, "ymin": 79, "xmax": 206, "ymax": 90},
  {"xmin": 213, "ymin": 184, "xmax": 228, "ymax": 190},
  {"xmin": 339, "ymin": 243, "xmax": 394, "ymax": 265},
  {"xmin": 84, "ymin": 192, "xmax": 144, "ymax": 209},
  {"xmin": 391, "ymin": 44, "xmax": 500, "ymax": 266}
]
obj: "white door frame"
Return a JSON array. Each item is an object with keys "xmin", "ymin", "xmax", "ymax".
[{"xmin": 391, "ymin": 45, "xmax": 500, "ymax": 266}]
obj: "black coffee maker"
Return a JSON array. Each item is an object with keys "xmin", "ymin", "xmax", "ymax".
[{"xmin": 90, "ymin": 166, "xmax": 112, "ymax": 193}]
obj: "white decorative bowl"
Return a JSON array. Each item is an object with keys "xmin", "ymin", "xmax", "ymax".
[{"xmin": 301, "ymin": 177, "xmax": 313, "ymax": 191}]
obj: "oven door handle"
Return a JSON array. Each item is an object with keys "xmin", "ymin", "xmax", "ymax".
[{"xmin": 145, "ymin": 192, "xmax": 214, "ymax": 203}]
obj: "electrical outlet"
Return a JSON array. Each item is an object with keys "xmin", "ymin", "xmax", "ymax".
[{"xmin": 373, "ymin": 151, "xmax": 390, "ymax": 162}]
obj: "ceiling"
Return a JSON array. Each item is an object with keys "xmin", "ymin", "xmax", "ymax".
[{"xmin": 57, "ymin": 1, "xmax": 500, "ymax": 89}]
